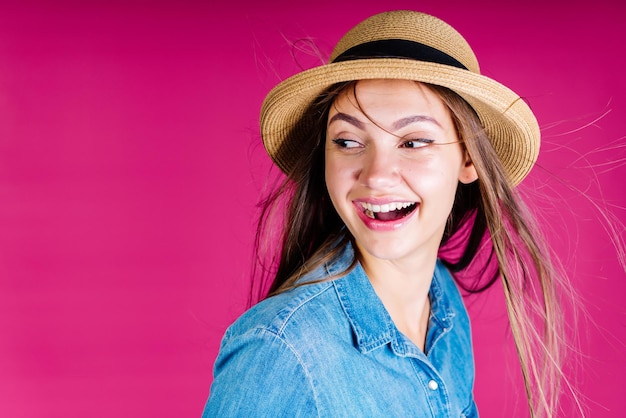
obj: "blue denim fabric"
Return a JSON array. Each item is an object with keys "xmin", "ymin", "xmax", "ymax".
[{"xmin": 203, "ymin": 243, "xmax": 478, "ymax": 417}]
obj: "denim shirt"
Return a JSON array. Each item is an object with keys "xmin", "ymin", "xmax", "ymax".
[{"xmin": 203, "ymin": 243, "xmax": 478, "ymax": 417}]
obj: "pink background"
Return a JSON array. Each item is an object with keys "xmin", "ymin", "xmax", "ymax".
[{"xmin": 1, "ymin": 0, "xmax": 624, "ymax": 417}]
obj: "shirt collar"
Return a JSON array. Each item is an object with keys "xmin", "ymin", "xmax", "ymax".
[{"xmin": 327, "ymin": 242, "xmax": 455, "ymax": 355}]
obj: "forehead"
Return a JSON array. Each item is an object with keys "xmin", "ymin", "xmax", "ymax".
[{"xmin": 329, "ymin": 79, "xmax": 453, "ymax": 127}]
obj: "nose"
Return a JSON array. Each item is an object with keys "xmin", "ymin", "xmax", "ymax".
[{"xmin": 358, "ymin": 146, "xmax": 401, "ymax": 190}]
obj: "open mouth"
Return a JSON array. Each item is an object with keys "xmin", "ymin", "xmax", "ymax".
[{"xmin": 359, "ymin": 201, "xmax": 417, "ymax": 221}]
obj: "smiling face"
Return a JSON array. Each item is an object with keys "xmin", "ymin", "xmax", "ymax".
[{"xmin": 325, "ymin": 79, "xmax": 477, "ymax": 267}]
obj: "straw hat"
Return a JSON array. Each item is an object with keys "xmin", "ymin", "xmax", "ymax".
[{"xmin": 260, "ymin": 10, "xmax": 539, "ymax": 186}]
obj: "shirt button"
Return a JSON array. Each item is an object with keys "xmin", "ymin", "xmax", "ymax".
[{"xmin": 428, "ymin": 380, "xmax": 439, "ymax": 390}]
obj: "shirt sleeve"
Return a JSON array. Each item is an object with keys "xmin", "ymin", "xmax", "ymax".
[{"xmin": 202, "ymin": 327, "xmax": 319, "ymax": 418}]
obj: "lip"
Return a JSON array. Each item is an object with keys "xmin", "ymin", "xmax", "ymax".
[{"xmin": 352, "ymin": 200, "xmax": 418, "ymax": 232}]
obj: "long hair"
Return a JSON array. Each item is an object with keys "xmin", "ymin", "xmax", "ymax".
[
  {"xmin": 434, "ymin": 85, "xmax": 569, "ymax": 417},
  {"xmin": 251, "ymin": 82, "xmax": 355, "ymax": 301},
  {"xmin": 252, "ymin": 81, "xmax": 568, "ymax": 417}
]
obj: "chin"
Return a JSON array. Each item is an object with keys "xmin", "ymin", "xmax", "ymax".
[
  {"xmin": 355, "ymin": 238, "xmax": 415, "ymax": 262},
  {"xmin": 351, "ymin": 227, "xmax": 444, "ymax": 265}
]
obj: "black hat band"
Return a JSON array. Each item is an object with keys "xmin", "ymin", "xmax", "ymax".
[{"xmin": 332, "ymin": 39, "xmax": 468, "ymax": 70}]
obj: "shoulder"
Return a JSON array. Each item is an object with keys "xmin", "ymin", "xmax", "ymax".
[
  {"xmin": 205, "ymin": 293, "xmax": 325, "ymax": 417},
  {"xmin": 223, "ymin": 241, "xmax": 356, "ymax": 344},
  {"xmin": 205, "ymin": 277, "xmax": 346, "ymax": 417},
  {"xmin": 223, "ymin": 279, "xmax": 337, "ymax": 343}
]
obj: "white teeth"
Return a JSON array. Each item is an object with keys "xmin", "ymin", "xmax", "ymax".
[{"xmin": 359, "ymin": 201, "xmax": 415, "ymax": 213}]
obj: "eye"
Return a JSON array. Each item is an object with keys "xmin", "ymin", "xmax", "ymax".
[
  {"xmin": 332, "ymin": 138, "xmax": 362, "ymax": 149},
  {"xmin": 400, "ymin": 138, "xmax": 435, "ymax": 149}
]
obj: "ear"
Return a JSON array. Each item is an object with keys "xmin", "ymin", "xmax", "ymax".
[{"xmin": 459, "ymin": 152, "xmax": 478, "ymax": 184}]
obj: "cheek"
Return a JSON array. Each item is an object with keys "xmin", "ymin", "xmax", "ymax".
[
  {"xmin": 324, "ymin": 156, "xmax": 348, "ymax": 204},
  {"xmin": 403, "ymin": 159, "xmax": 461, "ymax": 203}
]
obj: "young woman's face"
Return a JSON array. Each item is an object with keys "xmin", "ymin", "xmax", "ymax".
[{"xmin": 325, "ymin": 79, "xmax": 477, "ymax": 265}]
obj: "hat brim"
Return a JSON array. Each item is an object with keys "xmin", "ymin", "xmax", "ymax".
[{"xmin": 261, "ymin": 58, "xmax": 539, "ymax": 186}]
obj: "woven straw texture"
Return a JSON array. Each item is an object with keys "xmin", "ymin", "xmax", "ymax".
[{"xmin": 260, "ymin": 10, "xmax": 540, "ymax": 186}]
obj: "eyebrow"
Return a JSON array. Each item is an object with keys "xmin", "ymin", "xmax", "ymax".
[
  {"xmin": 327, "ymin": 112, "xmax": 365, "ymax": 130},
  {"xmin": 328, "ymin": 112, "xmax": 441, "ymax": 131},
  {"xmin": 392, "ymin": 115, "xmax": 441, "ymax": 130}
]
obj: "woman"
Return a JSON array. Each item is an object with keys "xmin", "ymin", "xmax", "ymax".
[{"xmin": 203, "ymin": 10, "xmax": 566, "ymax": 417}]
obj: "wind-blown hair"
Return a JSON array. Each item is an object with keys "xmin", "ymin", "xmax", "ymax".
[{"xmin": 252, "ymin": 81, "xmax": 568, "ymax": 418}]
